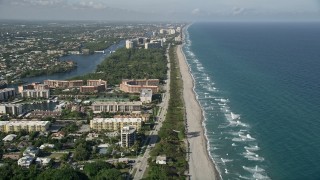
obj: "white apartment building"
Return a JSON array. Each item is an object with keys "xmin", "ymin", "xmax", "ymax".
[
  {"xmin": 90, "ymin": 118, "xmax": 142, "ymax": 132},
  {"xmin": 91, "ymin": 101, "xmax": 142, "ymax": 114},
  {"xmin": 121, "ymin": 126, "xmax": 136, "ymax": 147}
]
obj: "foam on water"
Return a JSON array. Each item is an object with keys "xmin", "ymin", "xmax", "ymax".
[{"xmin": 183, "ymin": 24, "xmax": 269, "ymax": 179}]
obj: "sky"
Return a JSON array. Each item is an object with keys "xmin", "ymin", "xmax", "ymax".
[{"xmin": 0, "ymin": 0, "xmax": 319, "ymax": 21}]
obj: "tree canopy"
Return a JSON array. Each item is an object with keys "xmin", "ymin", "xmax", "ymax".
[{"xmin": 71, "ymin": 48, "xmax": 167, "ymax": 85}]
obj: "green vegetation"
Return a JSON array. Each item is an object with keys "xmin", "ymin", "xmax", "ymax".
[
  {"xmin": 84, "ymin": 38, "xmax": 120, "ymax": 54},
  {"xmin": 0, "ymin": 160, "xmax": 124, "ymax": 180},
  {"xmin": 147, "ymin": 45, "xmax": 187, "ymax": 179},
  {"xmin": 20, "ymin": 62, "xmax": 77, "ymax": 78},
  {"xmin": 71, "ymin": 48, "xmax": 167, "ymax": 85}
]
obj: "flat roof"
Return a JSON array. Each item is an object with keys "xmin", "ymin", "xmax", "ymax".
[
  {"xmin": 91, "ymin": 118, "xmax": 142, "ymax": 123},
  {"xmin": 0, "ymin": 121, "xmax": 50, "ymax": 126},
  {"xmin": 92, "ymin": 101, "xmax": 142, "ymax": 105}
]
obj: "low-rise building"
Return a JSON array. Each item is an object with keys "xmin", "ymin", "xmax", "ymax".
[
  {"xmin": 156, "ymin": 155, "xmax": 167, "ymax": 164},
  {"xmin": 90, "ymin": 118, "xmax": 142, "ymax": 132},
  {"xmin": 23, "ymin": 146, "xmax": 39, "ymax": 157},
  {"xmin": 0, "ymin": 121, "xmax": 50, "ymax": 133},
  {"xmin": 18, "ymin": 156, "xmax": 34, "ymax": 168},
  {"xmin": 29, "ymin": 110, "xmax": 61, "ymax": 118},
  {"xmin": 39, "ymin": 144, "xmax": 55, "ymax": 150},
  {"xmin": 140, "ymin": 89, "xmax": 152, "ymax": 103},
  {"xmin": 121, "ymin": 126, "xmax": 136, "ymax": 147},
  {"xmin": 91, "ymin": 101, "xmax": 142, "ymax": 114},
  {"xmin": 2, "ymin": 134, "xmax": 17, "ymax": 142},
  {"xmin": 2, "ymin": 153, "xmax": 20, "ymax": 160},
  {"xmin": 35, "ymin": 157, "xmax": 51, "ymax": 166},
  {"xmin": 51, "ymin": 131, "xmax": 65, "ymax": 140}
]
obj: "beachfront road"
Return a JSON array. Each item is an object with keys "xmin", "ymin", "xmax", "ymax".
[{"xmin": 132, "ymin": 44, "xmax": 171, "ymax": 179}]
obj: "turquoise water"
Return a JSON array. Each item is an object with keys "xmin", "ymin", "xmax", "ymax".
[{"xmin": 183, "ymin": 22, "xmax": 320, "ymax": 179}]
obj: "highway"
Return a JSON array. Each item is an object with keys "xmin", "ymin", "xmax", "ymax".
[{"xmin": 132, "ymin": 44, "xmax": 171, "ymax": 179}]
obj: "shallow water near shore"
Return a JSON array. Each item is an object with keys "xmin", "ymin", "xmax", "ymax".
[{"xmin": 183, "ymin": 22, "xmax": 320, "ymax": 179}]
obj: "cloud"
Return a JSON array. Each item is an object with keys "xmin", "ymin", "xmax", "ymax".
[
  {"xmin": 192, "ymin": 8, "xmax": 200, "ymax": 15},
  {"xmin": 232, "ymin": 7, "xmax": 246, "ymax": 15},
  {"xmin": 4, "ymin": 0, "xmax": 109, "ymax": 10}
]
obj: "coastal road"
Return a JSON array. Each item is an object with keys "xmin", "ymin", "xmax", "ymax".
[{"xmin": 132, "ymin": 44, "xmax": 171, "ymax": 179}]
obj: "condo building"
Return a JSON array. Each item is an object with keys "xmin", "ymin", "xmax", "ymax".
[
  {"xmin": 91, "ymin": 101, "xmax": 142, "ymax": 114},
  {"xmin": 121, "ymin": 126, "xmax": 136, "ymax": 147},
  {"xmin": 0, "ymin": 88, "xmax": 16, "ymax": 101},
  {"xmin": 87, "ymin": 79, "xmax": 107, "ymax": 89},
  {"xmin": 44, "ymin": 80, "xmax": 84, "ymax": 88},
  {"xmin": 126, "ymin": 40, "xmax": 134, "ymax": 49},
  {"xmin": 80, "ymin": 79, "xmax": 107, "ymax": 93},
  {"xmin": 120, "ymin": 79, "xmax": 159, "ymax": 93},
  {"xmin": 140, "ymin": 89, "xmax": 153, "ymax": 103},
  {"xmin": 0, "ymin": 103, "xmax": 24, "ymax": 116},
  {"xmin": 18, "ymin": 83, "xmax": 50, "ymax": 98},
  {"xmin": 21, "ymin": 89, "xmax": 50, "ymax": 99},
  {"xmin": 90, "ymin": 118, "xmax": 142, "ymax": 132},
  {"xmin": 0, "ymin": 121, "xmax": 50, "ymax": 133}
]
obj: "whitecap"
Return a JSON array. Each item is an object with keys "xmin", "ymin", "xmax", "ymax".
[
  {"xmin": 244, "ymin": 154, "xmax": 265, "ymax": 161},
  {"xmin": 244, "ymin": 145, "xmax": 260, "ymax": 151},
  {"xmin": 243, "ymin": 165, "xmax": 265, "ymax": 173}
]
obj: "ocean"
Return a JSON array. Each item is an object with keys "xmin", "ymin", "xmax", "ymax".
[{"xmin": 183, "ymin": 22, "xmax": 320, "ymax": 179}]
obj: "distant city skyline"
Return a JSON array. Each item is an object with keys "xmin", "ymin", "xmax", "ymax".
[{"xmin": 0, "ymin": 0, "xmax": 319, "ymax": 21}]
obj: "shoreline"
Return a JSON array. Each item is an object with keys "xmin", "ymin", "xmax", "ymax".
[{"xmin": 178, "ymin": 26, "xmax": 221, "ymax": 179}]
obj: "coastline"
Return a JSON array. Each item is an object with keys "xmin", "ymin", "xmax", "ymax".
[{"xmin": 178, "ymin": 26, "xmax": 220, "ymax": 180}]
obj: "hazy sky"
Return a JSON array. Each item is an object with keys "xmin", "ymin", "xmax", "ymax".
[{"xmin": 0, "ymin": 0, "xmax": 319, "ymax": 21}]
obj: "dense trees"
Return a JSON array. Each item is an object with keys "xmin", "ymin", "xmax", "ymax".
[
  {"xmin": 148, "ymin": 45, "xmax": 187, "ymax": 179},
  {"xmin": 71, "ymin": 48, "xmax": 167, "ymax": 85},
  {"xmin": 37, "ymin": 167, "xmax": 87, "ymax": 180},
  {"xmin": 20, "ymin": 63, "xmax": 76, "ymax": 78},
  {"xmin": 73, "ymin": 140, "xmax": 92, "ymax": 161},
  {"xmin": 84, "ymin": 38, "xmax": 119, "ymax": 54},
  {"xmin": 0, "ymin": 160, "xmax": 123, "ymax": 180}
]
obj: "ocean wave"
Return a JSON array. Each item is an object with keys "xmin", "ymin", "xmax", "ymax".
[{"xmin": 182, "ymin": 24, "xmax": 266, "ymax": 180}]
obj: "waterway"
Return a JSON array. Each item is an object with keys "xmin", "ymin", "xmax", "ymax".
[{"xmin": 20, "ymin": 40, "xmax": 125, "ymax": 84}]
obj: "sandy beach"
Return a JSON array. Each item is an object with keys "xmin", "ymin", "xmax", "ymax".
[{"xmin": 177, "ymin": 42, "xmax": 220, "ymax": 179}]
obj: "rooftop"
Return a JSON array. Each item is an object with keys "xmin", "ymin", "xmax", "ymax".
[{"xmin": 92, "ymin": 118, "xmax": 142, "ymax": 123}]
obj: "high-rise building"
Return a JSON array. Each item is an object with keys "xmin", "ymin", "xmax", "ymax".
[
  {"xmin": 126, "ymin": 40, "xmax": 134, "ymax": 49},
  {"xmin": 0, "ymin": 88, "xmax": 16, "ymax": 101},
  {"xmin": 0, "ymin": 103, "xmax": 24, "ymax": 116},
  {"xmin": 121, "ymin": 126, "xmax": 136, "ymax": 147}
]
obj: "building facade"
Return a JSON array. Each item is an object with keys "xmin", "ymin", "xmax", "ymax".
[
  {"xmin": 87, "ymin": 79, "xmax": 107, "ymax": 89},
  {"xmin": 120, "ymin": 79, "xmax": 159, "ymax": 93},
  {"xmin": 121, "ymin": 126, "xmax": 136, "ymax": 147},
  {"xmin": 0, "ymin": 121, "xmax": 50, "ymax": 133},
  {"xmin": 21, "ymin": 89, "xmax": 50, "ymax": 98},
  {"xmin": 90, "ymin": 118, "xmax": 142, "ymax": 132},
  {"xmin": 0, "ymin": 88, "xmax": 16, "ymax": 101},
  {"xmin": 91, "ymin": 101, "xmax": 142, "ymax": 114},
  {"xmin": 79, "ymin": 79, "xmax": 107, "ymax": 93},
  {"xmin": 44, "ymin": 80, "xmax": 83, "ymax": 88},
  {"xmin": 0, "ymin": 104, "xmax": 24, "ymax": 116}
]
